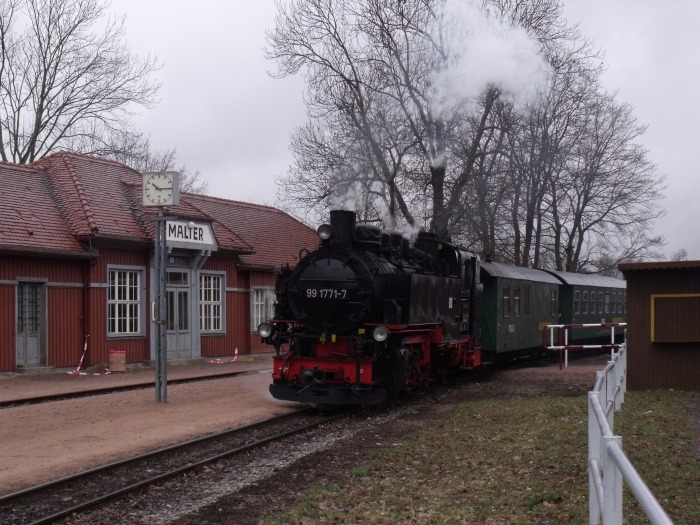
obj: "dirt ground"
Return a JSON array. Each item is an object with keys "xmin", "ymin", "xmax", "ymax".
[
  {"xmin": 0, "ymin": 354, "xmax": 608, "ymax": 496},
  {"xmin": 0, "ymin": 356, "xmax": 299, "ymax": 494}
]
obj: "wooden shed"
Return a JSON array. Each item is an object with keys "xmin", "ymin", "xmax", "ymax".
[{"xmin": 618, "ymin": 260, "xmax": 700, "ymax": 390}]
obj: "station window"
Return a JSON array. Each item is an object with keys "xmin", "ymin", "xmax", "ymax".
[
  {"xmin": 107, "ymin": 268, "xmax": 144, "ymax": 336},
  {"xmin": 200, "ymin": 274, "xmax": 224, "ymax": 332},
  {"xmin": 582, "ymin": 291, "xmax": 588, "ymax": 314},
  {"xmin": 167, "ymin": 271, "xmax": 189, "ymax": 286},
  {"xmin": 513, "ymin": 287, "xmax": 521, "ymax": 317},
  {"xmin": 252, "ymin": 288, "xmax": 275, "ymax": 331},
  {"xmin": 574, "ymin": 291, "xmax": 581, "ymax": 314},
  {"xmin": 502, "ymin": 286, "xmax": 511, "ymax": 317},
  {"xmin": 598, "ymin": 292, "xmax": 604, "ymax": 314}
]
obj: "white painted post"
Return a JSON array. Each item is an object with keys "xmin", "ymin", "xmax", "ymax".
[
  {"xmin": 603, "ymin": 435, "xmax": 623, "ymax": 525},
  {"xmin": 588, "ymin": 392, "xmax": 603, "ymax": 525},
  {"xmin": 619, "ymin": 344, "xmax": 626, "ymax": 407},
  {"xmin": 606, "ymin": 361, "xmax": 616, "ymax": 429}
]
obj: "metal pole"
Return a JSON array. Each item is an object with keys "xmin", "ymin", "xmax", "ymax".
[{"xmin": 155, "ymin": 213, "xmax": 168, "ymax": 402}]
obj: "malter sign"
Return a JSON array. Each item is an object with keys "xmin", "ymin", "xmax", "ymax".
[{"xmin": 166, "ymin": 220, "xmax": 218, "ymax": 251}]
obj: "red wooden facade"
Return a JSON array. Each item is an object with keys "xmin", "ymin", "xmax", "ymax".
[{"xmin": 0, "ymin": 152, "xmax": 318, "ymax": 372}]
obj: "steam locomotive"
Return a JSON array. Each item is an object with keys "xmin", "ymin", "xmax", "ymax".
[{"xmin": 258, "ymin": 210, "xmax": 626, "ymax": 406}]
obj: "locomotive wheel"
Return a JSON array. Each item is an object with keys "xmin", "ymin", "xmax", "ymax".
[{"xmin": 404, "ymin": 344, "xmax": 434, "ymax": 390}]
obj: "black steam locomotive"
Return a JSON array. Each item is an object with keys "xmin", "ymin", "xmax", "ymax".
[
  {"xmin": 258, "ymin": 209, "xmax": 483, "ymax": 406},
  {"xmin": 258, "ymin": 209, "xmax": 626, "ymax": 406}
]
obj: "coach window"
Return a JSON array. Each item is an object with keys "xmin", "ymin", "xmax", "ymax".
[
  {"xmin": 598, "ymin": 292, "xmax": 604, "ymax": 314},
  {"xmin": 574, "ymin": 291, "xmax": 581, "ymax": 314},
  {"xmin": 252, "ymin": 288, "xmax": 275, "ymax": 331},
  {"xmin": 502, "ymin": 286, "xmax": 511, "ymax": 317},
  {"xmin": 200, "ymin": 273, "xmax": 224, "ymax": 333},
  {"xmin": 513, "ymin": 287, "xmax": 521, "ymax": 317},
  {"xmin": 605, "ymin": 292, "xmax": 611, "ymax": 314},
  {"xmin": 107, "ymin": 267, "xmax": 145, "ymax": 337},
  {"xmin": 582, "ymin": 291, "xmax": 588, "ymax": 314},
  {"xmin": 523, "ymin": 285, "xmax": 530, "ymax": 315},
  {"xmin": 550, "ymin": 289, "xmax": 557, "ymax": 316},
  {"xmin": 611, "ymin": 292, "xmax": 617, "ymax": 313},
  {"xmin": 589, "ymin": 290, "xmax": 595, "ymax": 314}
]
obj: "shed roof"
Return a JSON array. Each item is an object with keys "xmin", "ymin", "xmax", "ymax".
[
  {"xmin": 480, "ymin": 261, "xmax": 561, "ymax": 284},
  {"xmin": 619, "ymin": 260, "xmax": 700, "ymax": 272},
  {"xmin": 543, "ymin": 270, "xmax": 626, "ymax": 288}
]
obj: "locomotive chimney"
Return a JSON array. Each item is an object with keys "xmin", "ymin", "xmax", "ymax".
[{"xmin": 330, "ymin": 209, "xmax": 356, "ymax": 249}]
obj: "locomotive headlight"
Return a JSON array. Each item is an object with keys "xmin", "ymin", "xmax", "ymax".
[
  {"xmin": 317, "ymin": 223, "xmax": 332, "ymax": 240},
  {"xmin": 258, "ymin": 322, "xmax": 273, "ymax": 338},
  {"xmin": 373, "ymin": 326, "xmax": 390, "ymax": 342}
]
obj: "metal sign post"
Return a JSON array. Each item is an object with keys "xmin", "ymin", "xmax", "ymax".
[
  {"xmin": 154, "ymin": 212, "xmax": 168, "ymax": 402},
  {"xmin": 142, "ymin": 171, "xmax": 181, "ymax": 404}
]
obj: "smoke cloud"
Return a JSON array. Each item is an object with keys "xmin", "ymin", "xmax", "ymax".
[{"xmin": 430, "ymin": 0, "xmax": 551, "ymax": 114}]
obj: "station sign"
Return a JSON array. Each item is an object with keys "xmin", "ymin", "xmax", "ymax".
[{"xmin": 165, "ymin": 220, "xmax": 218, "ymax": 251}]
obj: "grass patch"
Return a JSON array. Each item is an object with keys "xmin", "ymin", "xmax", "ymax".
[{"xmin": 262, "ymin": 389, "xmax": 698, "ymax": 525}]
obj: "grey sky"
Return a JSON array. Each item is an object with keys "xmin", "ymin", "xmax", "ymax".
[{"xmin": 110, "ymin": 0, "xmax": 700, "ymax": 259}]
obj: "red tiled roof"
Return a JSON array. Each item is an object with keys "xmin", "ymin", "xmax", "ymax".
[
  {"xmin": 186, "ymin": 194, "xmax": 319, "ymax": 269},
  {"xmin": 0, "ymin": 162, "xmax": 93, "ymax": 257},
  {"xmin": 1, "ymin": 152, "xmax": 316, "ymax": 267}
]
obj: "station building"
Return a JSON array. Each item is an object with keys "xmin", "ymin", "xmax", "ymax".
[{"xmin": 0, "ymin": 152, "xmax": 318, "ymax": 372}]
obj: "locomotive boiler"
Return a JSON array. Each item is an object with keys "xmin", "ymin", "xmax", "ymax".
[{"xmin": 258, "ymin": 209, "xmax": 483, "ymax": 406}]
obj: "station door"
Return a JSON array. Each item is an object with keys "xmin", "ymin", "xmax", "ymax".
[
  {"xmin": 16, "ymin": 282, "xmax": 43, "ymax": 366},
  {"xmin": 166, "ymin": 281, "xmax": 192, "ymax": 360}
]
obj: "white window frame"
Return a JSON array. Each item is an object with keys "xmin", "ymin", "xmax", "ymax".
[
  {"xmin": 252, "ymin": 288, "xmax": 275, "ymax": 331},
  {"xmin": 107, "ymin": 267, "xmax": 145, "ymax": 337},
  {"xmin": 200, "ymin": 273, "xmax": 225, "ymax": 333}
]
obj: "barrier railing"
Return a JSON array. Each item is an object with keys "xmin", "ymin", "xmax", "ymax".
[
  {"xmin": 544, "ymin": 323, "xmax": 626, "ymax": 367},
  {"xmin": 587, "ymin": 344, "xmax": 674, "ymax": 525}
]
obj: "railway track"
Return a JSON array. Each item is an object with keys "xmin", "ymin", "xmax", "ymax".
[
  {"xmin": 0, "ymin": 368, "xmax": 272, "ymax": 408},
  {"xmin": 0, "ymin": 406, "xmax": 356, "ymax": 525}
]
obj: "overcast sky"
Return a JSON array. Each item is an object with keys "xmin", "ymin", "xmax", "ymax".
[{"xmin": 109, "ymin": 0, "xmax": 700, "ymax": 260}]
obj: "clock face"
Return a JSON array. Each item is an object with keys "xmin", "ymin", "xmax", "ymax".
[{"xmin": 143, "ymin": 172, "xmax": 177, "ymax": 206}]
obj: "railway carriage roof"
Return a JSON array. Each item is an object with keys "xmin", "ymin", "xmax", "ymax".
[
  {"xmin": 480, "ymin": 261, "xmax": 561, "ymax": 284},
  {"xmin": 543, "ymin": 270, "xmax": 627, "ymax": 288}
]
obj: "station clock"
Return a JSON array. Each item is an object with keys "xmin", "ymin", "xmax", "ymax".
[{"xmin": 142, "ymin": 171, "xmax": 180, "ymax": 207}]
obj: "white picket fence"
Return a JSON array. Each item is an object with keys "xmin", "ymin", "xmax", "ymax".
[{"xmin": 587, "ymin": 343, "xmax": 674, "ymax": 524}]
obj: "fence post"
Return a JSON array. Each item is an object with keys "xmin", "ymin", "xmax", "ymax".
[
  {"xmin": 588, "ymin": 391, "xmax": 602, "ymax": 525},
  {"xmin": 603, "ymin": 435, "xmax": 623, "ymax": 525},
  {"xmin": 606, "ymin": 361, "xmax": 616, "ymax": 429},
  {"xmin": 619, "ymin": 344, "xmax": 626, "ymax": 407}
]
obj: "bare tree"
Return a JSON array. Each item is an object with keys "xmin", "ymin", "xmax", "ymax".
[
  {"xmin": 267, "ymin": 0, "xmax": 665, "ymax": 272},
  {"xmin": 670, "ymin": 248, "xmax": 688, "ymax": 261},
  {"xmin": 0, "ymin": 0, "xmax": 161, "ymax": 164},
  {"xmin": 549, "ymin": 93, "xmax": 665, "ymax": 272}
]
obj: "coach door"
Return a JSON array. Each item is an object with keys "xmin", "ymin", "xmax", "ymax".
[
  {"xmin": 16, "ymin": 282, "xmax": 44, "ymax": 366},
  {"xmin": 166, "ymin": 270, "xmax": 192, "ymax": 360}
]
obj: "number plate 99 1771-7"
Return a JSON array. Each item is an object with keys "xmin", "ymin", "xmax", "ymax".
[{"xmin": 305, "ymin": 288, "xmax": 348, "ymax": 299}]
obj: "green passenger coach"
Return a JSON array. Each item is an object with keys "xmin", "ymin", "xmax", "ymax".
[
  {"xmin": 480, "ymin": 261, "xmax": 561, "ymax": 358},
  {"xmin": 544, "ymin": 271, "xmax": 626, "ymax": 325}
]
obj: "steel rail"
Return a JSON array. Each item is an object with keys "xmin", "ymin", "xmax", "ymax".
[{"xmin": 0, "ymin": 406, "xmax": 357, "ymax": 525}]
